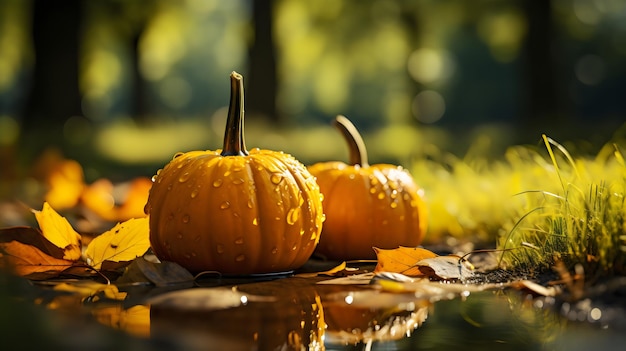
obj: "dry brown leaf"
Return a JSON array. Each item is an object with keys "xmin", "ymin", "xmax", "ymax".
[
  {"xmin": 33, "ymin": 202, "xmax": 82, "ymax": 261},
  {"xmin": 415, "ymin": 255, "xmax": 474, "ymax": 280},
  {"xmin": 373, "ymin": 246, "xmax": 438, "ymax": 276},
  {"xmin": 0, "ymin": 226, "xmax": 64, "ymax": 259},
  {"xmin": 84, "ymin": 217, "xmax": 150, "ymax": 270},
  {"xmin": 0, "ymin": 240, "xmax": 74, "ymax": 278}
]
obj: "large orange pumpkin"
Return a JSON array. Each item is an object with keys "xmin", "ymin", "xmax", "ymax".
[
  {"xmin": 145, "ymin": 72, "xmax": 324, "ymax": 274},
  {"xmin": 308, "ymin": 116, "xmax": 427, "ymax": 260}
]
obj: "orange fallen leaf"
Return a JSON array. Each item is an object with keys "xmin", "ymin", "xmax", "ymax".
[
  {"xmin": 84, "ymin": 217, "xmax": 150, "ymax": 270},
  {"xmin": 80, "ymin": 178, "xmax": 117, "ymax": 221},
  {"xmin": 33, "ymin": 202, "xmax": 82, "ymax": 261},
  {"xmin": 44, "ymin": 159, "xmax": 85, "ymax": 210},
  {"xmin": 373, "ymin": 246, "xmax": 438, "ymax": 276},
  {"xmin": 114, "ymin": 177, "xmax": 152, "ymax": 220},
  {"xmin": 0, "ymin": 240, "xmax": 74, "ymax": 278},
  {"xmin": 81, "ymin": 177, "xmax": 151, "ymax": 222}
]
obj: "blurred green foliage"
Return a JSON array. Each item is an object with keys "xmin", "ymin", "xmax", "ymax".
[{"xmin": 0, "ymin": 0, "xmax": 625, "ymax": 177}]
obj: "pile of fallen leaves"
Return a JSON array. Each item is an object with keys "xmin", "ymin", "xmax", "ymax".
[{"xmin": 0, "ymin": 202, "xmax": 150, "ymax": 280}]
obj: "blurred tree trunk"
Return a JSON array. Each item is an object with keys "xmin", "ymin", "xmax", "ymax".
[
  {"xmin": 129, "ymin": 25, "xmax": 149, "ymax": 123},
  {"xmin": 23, "ymin": 0, "xmax": 84, "ymax": 137},
  {"xmin": 248, "ymin": 0, "xmax": 278, "ymax": 122},
  {"xmin": 520, "ymin": 0, "xmax": 564, "ymax": 131}
]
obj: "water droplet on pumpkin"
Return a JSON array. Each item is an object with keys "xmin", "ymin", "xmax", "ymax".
[
  {"xmin": 271, "ymin": 247, "xmax": 278, "ymax": 254},
  {"xmin": 173, "ymin": 152, "xmax": 184, "ymax": 159},
  {"xmin": 287, "ymin": 207, "xmax": 300, "ymax": 225},
  {"xmin": 370, "ymin": 187, "xmax": 377, "ymax": 194},
  {"xmin": 167, "ymin": 213, "xmax": 175, "ymax": 221},
  {"xmin": 390, "ymin": 190, "xmax": 398, "ymax": 199},
  {"xmin": 252, "ymin": 218, "xmax": 258, "ymax": 226},
  {"xmin": 378, "ymin": 192, "xmax": 385, "ymax": 200},
  {"xmin": 291, "ymin": 244, "xmax": 298, "ymax": 251},
  {"xmin": 220, "ymin": 201, "xmax": 230, "ymax": 210},
  {"xmin": 390, "ymin": 202, "xmax": 398, "ymax": 209},
  {"xmin": 182, "ymin": 214, "xmax": 190, "ymax": 223},
  {"xmin": 247, "ymin": 200, "xmax": 253, "ymax": 209},
  {"xmin": 178, "ymin": 172, "xmax": 190, "ymax": 183},
  {"xmin": 224, "ymin": 170, "xmax": 231, "ymax": 177},
  {"xmin": 190, "ymin": 188, "xmax": 199, "ymax": 198},
  {"xmin": 232, "ymin": 178, "xmax": 245, "ymax": 185},
  {"xmin": 151, "ymin": 174, "xmax": 158, "ymax": 182},
  {"xmin": 234, "ymin": 237, "xmax": 244, "ymax": 245},
  {"xmin": 270, "ymin": 174, "xmax": 282, "ymax": 185},
  {"xmin": 216, "ymin": 244, "xmax": 225, "ymax": 254},
  {"xmin": 213, "ymin": 179, "xmax": 223, "ymax": 187},
  {"xmin": 276, "ymin": 201, "xmax": 283, "ymax": 207},
  {"xmin": 370, "ymin": 177, "xmax": 379, "ymax": 186},
  {"xmin": 235, "ymin": 254, "xmax": 245, "ymax": 262}
]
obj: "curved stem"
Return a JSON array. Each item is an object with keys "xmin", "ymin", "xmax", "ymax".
[
  {"xmin": 333, "ymin": 115, "xmax": 369, "ymax": 167},
  {"xmin": 221, "ymin": 71, "xmax": 248, "ymax": 156}
]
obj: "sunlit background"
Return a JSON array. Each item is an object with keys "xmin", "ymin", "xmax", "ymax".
[{"xmin": 0, "ymin": 0, "xmax": 625, "ymax": 180}]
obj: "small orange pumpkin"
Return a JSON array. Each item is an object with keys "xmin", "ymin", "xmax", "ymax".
[
  {"xmin": 145, "ymin": 72, "xmax": 324, "ymax": 274},
  {"xmin": 308, "ymin": 116, "xmax": 427, "ymax": 260}
]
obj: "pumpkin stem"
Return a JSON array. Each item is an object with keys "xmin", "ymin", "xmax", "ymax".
[
  {"xmin": 333, "ymin": 115, "xmax": 369, "ymax": 167},
  {"xmin": 221, "ymin": 71, "xmax": 249, "ymax": 156}
]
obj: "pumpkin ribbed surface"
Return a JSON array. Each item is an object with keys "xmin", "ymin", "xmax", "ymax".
[{"xmin": 145, "ymin": 72, "xmax": 324, "ymax": 274}]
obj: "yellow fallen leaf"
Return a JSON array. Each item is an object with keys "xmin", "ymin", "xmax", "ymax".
[
  {"xmin": 297, "ymin": 261, "xmax": 348, "ymax": 278},
  {"xmin": 53, "ymin": 281, "xmax": 127, "ymax": 300},
  {"xmin": 0, "ymin": 240, "xmax": 74, "ymax": 278},
  {"xmin": 33, "ymin": 202, "xmax": 82, "ymax": 261},
  {"xmin": 85, "ymin": 217, "xmax": 150, "ymax": 270},
  {"xmin": 373, "ymin": 246, "xmax": 438, "ymax": 276}
]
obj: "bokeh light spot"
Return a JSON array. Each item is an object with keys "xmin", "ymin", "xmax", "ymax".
[
  {"xmin": 575, "ymin": 54, "xmax": 605, "ymax": 85},
  {"xmin": 0, "ymin": 115, "xmax": 19, "ymax": 145},
  {"xmin": 412, "ymin": 90, "xmax": 446, "ymax": 124}
]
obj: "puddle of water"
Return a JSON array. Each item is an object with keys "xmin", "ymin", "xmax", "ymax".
[
  {"xmin": 4, "ymin": 270, "xmax": 625, "ymax": 351},
  {"xmin": 97, "ymin": 277, "xmax": 626, "ymax": 350}
]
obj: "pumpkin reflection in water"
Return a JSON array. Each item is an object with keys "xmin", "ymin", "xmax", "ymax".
[{"xmin": 147, "ymin": 278, "xmax": 429, "ymax": 350}]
